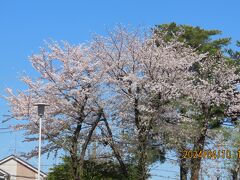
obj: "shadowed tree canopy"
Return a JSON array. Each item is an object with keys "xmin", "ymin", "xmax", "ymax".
[{"xmin": 47, "ymin": 156, "xmax": 139, "ymax": 180}]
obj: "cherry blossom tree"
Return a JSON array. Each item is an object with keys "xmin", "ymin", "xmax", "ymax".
[
  {"xmin": 5, "ymin": 42, "xmax": 128, "ymax": 180},
  {"xmin": 182, "ymin": 55, "xmax": 239, "ymax": 180},
  {"xmin": 6, "ymin": 26, "xmax": 236, "ymax": 180},
  {"xmin": 90, "ymin": 27, "xmax": 206, "ymax": 179},
  {"xmin": 153, "ymin": 23, "xmax": 237, "ymax": 180}
]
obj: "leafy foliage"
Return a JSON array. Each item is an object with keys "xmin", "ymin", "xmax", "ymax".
[
  {"xmin": 47, "ymin": 156, "xmax": 138, "ymax": 180},
  {"xmin": 154, "ymin": 22, "xmax": 230, "ymax": 55}
]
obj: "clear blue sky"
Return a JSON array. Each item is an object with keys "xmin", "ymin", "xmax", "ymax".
[{"xmin": 0, "ymin": 0, "xmax": 239, "ymax": 178}]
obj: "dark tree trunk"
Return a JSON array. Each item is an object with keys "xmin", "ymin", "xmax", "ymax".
[
  {"xmin": 190, "ymin": 105, "xmax": 209, "ymax": 180},
  {"xmin": 178, "ymin": 145, "xmax": 189, "ymax": 180},
  {"xmin": 133, "ymin": 88, "xmax": 149, "ymax": 180},
  {"xmin": 70, "ymin": 122, "xmax": 82, "ymax": 180},
  {"xmin": 110, "ymin": 143, "xmax": 129, "ymax": 178},
  {"xmin": 190, "ymin": 120, "xmax": 208, "ymax": 179},
  {"xmin": 70, "ymin": 99, "xmax": 87, "ymax": 180},
  {"xmin": 137, "ymin": 131, "xmax": 148, "ymax": 180},
  {"xmin": 79, "ymin": 118, "xmax": 100, "ymax": 177},
  {"xmin": 231, "ymin": 170, "xmax": 238, "ymax": 180},
  {"xmin": 71, "ymin": 105, "xmax": 105, "ymax": 180},
  {"xmin": 103, "ymin": 117, "xmax": 129, "ymax": 178},
  {"xmin": 70, "ymin": 153, "xmax": 80, "ymax": 180},
  {"xmin": 180, "ymin": 155, "xmax": 188, "ymax": 180}
]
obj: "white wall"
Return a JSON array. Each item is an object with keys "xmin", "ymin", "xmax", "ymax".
[{"xmin": 0, "ymin": 159, "xmax": 17, "ymax": 180}]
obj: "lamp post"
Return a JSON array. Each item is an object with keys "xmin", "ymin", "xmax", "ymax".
[{"xmin": 34, "ymin": 103, "xmax": 49, "ymax": 180}]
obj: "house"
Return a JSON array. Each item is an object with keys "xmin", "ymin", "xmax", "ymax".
[
  {"xmin": 0, "ymin": 169, "xmax": 9, "ymax": 180},
  {"xmin": 0, "ymin": 155, "xmax": 47, "ymax": 180}
]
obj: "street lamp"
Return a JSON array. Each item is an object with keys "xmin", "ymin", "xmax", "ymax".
[{"xmin": 34, "ymin": 103, "xmax": 49, "ymax": 180}]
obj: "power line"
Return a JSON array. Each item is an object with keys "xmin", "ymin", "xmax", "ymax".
[
  {"xmin": 0, "ymin": 131, "xmax": 14, "ymax": 133},
  {"xmin": 0, "ymin": 129, "xmax": 25, "ymax": 133},
  {"xmin": 151, "ymin": 168, "xmax": 178, "ymax": 173},
  {"xmin": 0, "ymin": 127, "xmax": 10, "ymax": 130},
  {"xmin": 151, "ymin": 174, "xmax": 178, "ymax": 179}
]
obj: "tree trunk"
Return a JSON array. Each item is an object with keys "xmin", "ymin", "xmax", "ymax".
[
  {"xmin": 110, "ymin": 143, "xmax": 129, "ymax": 178},
  {"xmin": 70, "ymin": 101, "xmax": 86, "ymax": 180},
  {"xmin": 134, "ymin": 88, "xmax": 148, "ymax": 180},
  {"xmin": 178, "ymin": 144, "xmax": 189, "ymax": 180},
  {"xmin": 180, "ymin": 155, "xmax": 188, "ymax": 180},
  {"xmin": 231, "ymin": 170, "xmax": 238, "ymax": 180},
  {"xmin": 79, "ymin": 118, "xmax": 100, "ymax": 177},
  {"xmin": 103, "ymin": 116, "xmax": 129, "ymax": 178},
  {"xmin": 70, "ymin": 153, "xmax": 80, "ymax": 180},
  {"xmin": 190, "ymin": 126, "xmax": 207, "ymax": 180},
  {"xmin": 137, "ymin": 131, "xmax": 148, "ymax": 180},
  {"xmin": 70, "ymin": 126, "xmax": 81, "ymax": 180},
  {"xmin": 190, "ymin": 105, "xmax": 209, "ymax": 180}
]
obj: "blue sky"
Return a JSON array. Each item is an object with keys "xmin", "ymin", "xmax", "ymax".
[{"xmin": 0, "ymin": 0, "xmax": 239, "ymax": 178}]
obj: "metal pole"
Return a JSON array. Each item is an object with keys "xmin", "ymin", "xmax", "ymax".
[
  {"xmin": 34, "ymin": 103, "xmax": 48, "ymax": 180},
  {"xmin": 38, "ymin": 116, "xmax": 42, "ymax": 180}
]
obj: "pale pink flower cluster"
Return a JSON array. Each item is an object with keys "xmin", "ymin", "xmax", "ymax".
[{"xmin": 5, "ymin": 27, "xmax": 239, "ymax": 158}]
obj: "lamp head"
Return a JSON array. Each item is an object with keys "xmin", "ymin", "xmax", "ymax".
[{"xmin": 34, "ymin": 103, "xmax": 49, "ymax": 117}]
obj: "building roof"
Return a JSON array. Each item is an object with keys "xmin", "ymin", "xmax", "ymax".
[
  {"xmin": 0, "ymin": 155, "xmax": 47, "ymax": 177},
  {"xmin": 0, "ymin": 168, "xmax": 9, "ymax": 176}
]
